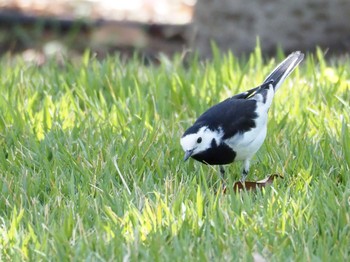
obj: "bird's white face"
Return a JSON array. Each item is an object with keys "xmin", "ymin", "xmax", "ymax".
[{"xmin": 180, "ymin": 126, "xmax": 224, "ymax": 160}]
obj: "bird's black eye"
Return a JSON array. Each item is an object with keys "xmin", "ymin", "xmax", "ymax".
[{"xmin": 197, "ymin": 137, "xmax": 202, "ymax": 143}]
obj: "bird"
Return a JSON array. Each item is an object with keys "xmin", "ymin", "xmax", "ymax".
[{"xmin": 180, "ymin": 51, "xmax": 304, "ymax": 183}]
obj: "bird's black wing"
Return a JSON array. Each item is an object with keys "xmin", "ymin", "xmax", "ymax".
[{"xmin": 185, "ymin": 97, "xmax": 258, "ymax": 140}]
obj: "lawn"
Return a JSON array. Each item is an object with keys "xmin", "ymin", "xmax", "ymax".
[{"xmin": 0, "ymin": 47, "xmax": 349, "ymax": 261}]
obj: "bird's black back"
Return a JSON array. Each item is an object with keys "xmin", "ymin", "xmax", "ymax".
[{"xmin": 183, "ymin": 97, "xmax": 258, "ymax": 139}]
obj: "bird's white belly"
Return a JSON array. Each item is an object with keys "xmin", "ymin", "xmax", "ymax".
[{"xmin": 224, "ymin": 116, "xmax": 268, "ymax": 161}]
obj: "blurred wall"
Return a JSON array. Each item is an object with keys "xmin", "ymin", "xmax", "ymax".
[{"xmin": 191, "ymin": 0, "xmax": 350, "ymax": 56}]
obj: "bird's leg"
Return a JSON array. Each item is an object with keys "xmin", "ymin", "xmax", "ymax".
[
  {"xmin": 219, "ymin": 166, "xmax": 225, "ymax": 180},
  {"xmin": 219, "ymin": 165, "xmax": 226, "ymax": 188},
  {"xmin": 241, "ymin": 159, "xmax": 251, "ymax": 182}
]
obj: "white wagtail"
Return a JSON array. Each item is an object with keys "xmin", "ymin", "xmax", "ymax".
[{"xmin": 180, "ymin": 51, "xmax": 304, "ymax": 182}]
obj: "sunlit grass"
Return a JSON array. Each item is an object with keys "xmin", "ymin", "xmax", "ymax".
[{"xmin": 0, "ymin": 47, "xmax": 349, "ymax": 261}]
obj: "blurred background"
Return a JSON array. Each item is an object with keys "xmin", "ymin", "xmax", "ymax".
[{"xmin": 1, "ymin": 0, "xmax": 350, "ymax": 63}]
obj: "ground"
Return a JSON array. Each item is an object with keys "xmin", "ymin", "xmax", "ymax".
[{"xmin": 0, "ymin": 47, "xmax": 349, "ymax": 260}]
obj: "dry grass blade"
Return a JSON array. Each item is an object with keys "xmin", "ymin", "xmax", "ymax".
[{"xmin": 113, "ymin": 155, "xmax": 132, "ymax": 195}]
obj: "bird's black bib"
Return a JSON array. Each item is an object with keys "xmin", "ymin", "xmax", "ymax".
[{"xmin": 192, "ymin": 139, "xmax": 236, "ymax": 165}]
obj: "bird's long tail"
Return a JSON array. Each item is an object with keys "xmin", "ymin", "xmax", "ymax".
[
  {"xmin": 263, "ymin": 51, "xmax": 304, "ymax": 92},
  {"xmin": 231, "ymin": 51, "xmax": 304, "ymax": 100}
]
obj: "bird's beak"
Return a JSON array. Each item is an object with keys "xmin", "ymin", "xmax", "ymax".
[{"xmin": 184, "ymin": 150, "xmax": 194, "ymax": 161}]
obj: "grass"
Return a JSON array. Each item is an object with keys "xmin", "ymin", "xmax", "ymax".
[{"xmin": 0, "ymin": 47, "xmax": 349, "ymax": 261}]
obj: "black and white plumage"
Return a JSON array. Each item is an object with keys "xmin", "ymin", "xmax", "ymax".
[{"xmin": 180, "ymin": 51, "xmax": 304, "ymax": 182}]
